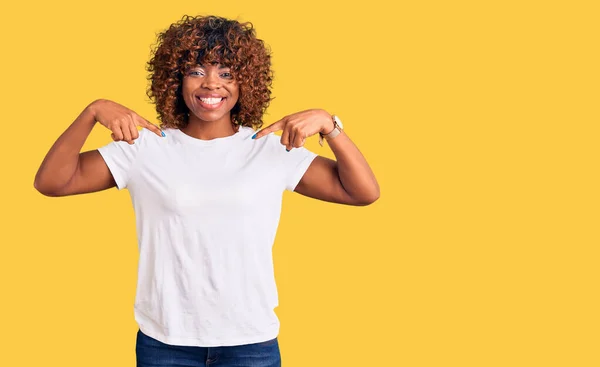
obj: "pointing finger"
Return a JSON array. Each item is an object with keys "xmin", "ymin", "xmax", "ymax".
[
  {"xmin": 252, "ymin": 118, "xmax": 286, "ymax": 140},
  {"xmin": 136, "ymin": 115, "xmax": 165, "ymax": 137}
]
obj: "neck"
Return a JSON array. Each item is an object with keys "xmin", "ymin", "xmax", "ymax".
[{"xmin": 182, "ymin": 115, "xmax": 239, "ymax": 140}]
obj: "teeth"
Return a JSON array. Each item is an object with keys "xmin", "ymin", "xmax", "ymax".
[{"xmin": 199, "ymin": 97, "xmax": 223, "ymax": 105}]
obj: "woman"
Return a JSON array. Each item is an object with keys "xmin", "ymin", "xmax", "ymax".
[{"xmin": 34, "ymin": 15, "xmax": 379, "ymax": 367}]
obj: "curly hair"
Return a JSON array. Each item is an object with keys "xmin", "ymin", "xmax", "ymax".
[{"xmin": 146, "ymin": 15, "xmax": 273, "ymax": 130}]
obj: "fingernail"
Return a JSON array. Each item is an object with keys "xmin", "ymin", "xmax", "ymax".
[
  {"xmin": 251, "ymin": 133, "xmax": 257, "ymax": 139},
  {"xmin": 161, "ymin": 131, "xmax": 166, "ymax": 137},
  {"xmin": 286, "ymin": 148, "xmax": 290, "ymax": 152}
]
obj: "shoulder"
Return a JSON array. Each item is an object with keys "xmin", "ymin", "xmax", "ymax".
[
  {"xmin": 250, "ymin": 128, "xmax": 317, "ymax": 163},
  {"xmin": 234, "ymin": 126, "xmax": 282, "ymax": 152},
  {"xmin": 250, "ymin": 128, "xmax": 284, "ymax": 149},
  {"xmin": 127, "ymin": 127, "xmax": 171, "ymax": 151},
  {"xmin": 138, "ymin": 127, "xmax": 164, "ymax": 143}
]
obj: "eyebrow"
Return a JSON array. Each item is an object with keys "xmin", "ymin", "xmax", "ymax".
[{"xmin": 195, "ymin": 63, "xmax": 230, "ymax": 69}]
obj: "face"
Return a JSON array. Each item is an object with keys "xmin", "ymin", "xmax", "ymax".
[{"xmin": 181, "ymin": 62, "xmax": 240, "ymax": 124}]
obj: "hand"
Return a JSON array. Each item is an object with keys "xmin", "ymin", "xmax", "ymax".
[
  {"xmin": 252, "ymin": 109, "xmax": 334, "ymax": 151},
  {"xmin": 88, "ymin": 99, "xmax": 164, "ymax": 144}
]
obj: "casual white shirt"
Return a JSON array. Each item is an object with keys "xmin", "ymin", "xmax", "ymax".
[{"xmin": 97, "ymin": 126, "xmax": 317, "ymax": 347}]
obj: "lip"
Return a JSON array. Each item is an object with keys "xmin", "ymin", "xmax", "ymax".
[{"xmin": 195, "ymin": 95, "xmax": 227, "ymax": 110}]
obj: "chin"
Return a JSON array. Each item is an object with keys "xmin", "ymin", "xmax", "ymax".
[{"xmin": 191, "ymin": 111, "xmax": 229, "ymax": 123}]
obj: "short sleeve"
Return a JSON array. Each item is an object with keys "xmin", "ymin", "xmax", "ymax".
[
  {"xmin": 283, "ymin": 145, "xmax": 319, "ymax": 192},
  {"xmin": 97, "ymin": 130, "xmax": 145, "ymax": 190}
]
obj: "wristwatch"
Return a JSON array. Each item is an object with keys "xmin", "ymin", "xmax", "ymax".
[{"xmin": 319, "ymin": 115, "xmax": 344, "ymax": 147}]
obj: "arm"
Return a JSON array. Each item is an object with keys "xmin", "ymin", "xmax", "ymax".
[
  {"xmin": 295, "ymin": 129, "xmax": 380, "ymax": 206},
  {"xmin": 34, "ymin": 99, "xmax": 163, "ymax": 197},
  {"xmin": 34, "ymin": 103, "xmax": 115, "ymax": 196},
  {"xmin": 253, "ymin": 109, "xmax": 380, "ymax": 206}
]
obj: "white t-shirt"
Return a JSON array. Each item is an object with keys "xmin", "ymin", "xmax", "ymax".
[{"xmin": 97, "ymin": 126, "xmax": 318, "ymax": 347}]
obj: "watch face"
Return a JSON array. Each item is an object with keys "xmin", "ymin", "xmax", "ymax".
[{"xmin": 333, "ymin": 115, "xmax": 344, "ymax": 129}]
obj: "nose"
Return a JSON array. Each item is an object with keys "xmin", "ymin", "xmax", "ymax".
[{"xmin": 201, "ymin": 71, "xmax": 221, "ymax": 90}]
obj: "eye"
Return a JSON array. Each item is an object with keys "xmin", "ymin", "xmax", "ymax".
[
  {"xmin": 189, "ymin": 70, "xmax": 205, "ymax": 76},
  {"xmin": 220, "ymin": 72, "xmax": 233, "ymax": 79}
]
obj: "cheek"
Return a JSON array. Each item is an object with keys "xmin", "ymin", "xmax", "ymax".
[
  {"xmin": 182, "ymin": 92, "xmax": 192, "ymax": 108},
  {"xmin": 230, "ymin": 85, "xmax": 240, "ymax": 102},
  {"xmin": 181, "ymin": 79, "xmax": 193, "ymax": 94},
  {"xmin": 181, "ymin": 80, "xmax": 196, "ymax": 105}
]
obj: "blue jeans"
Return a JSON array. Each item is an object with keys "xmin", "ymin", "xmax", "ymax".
[{"xmin": 136, "ymin": 329, "xmax": 282, "ymax": 367}]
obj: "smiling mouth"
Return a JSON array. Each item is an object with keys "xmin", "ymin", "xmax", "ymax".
[
  {"xmin": 197, "ymin": 96, "xmax": 224, "ymax": 104},
  {"xmin": 196, "ymin": 96, "xmax": 226, "ymax": 109}
]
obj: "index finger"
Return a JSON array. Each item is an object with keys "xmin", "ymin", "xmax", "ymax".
[
  {"xmin": 136, "ymin": 115, "xmax": 165, "ymax": 137},
  {"xmin": 252, "ymin": 119, "xmax": 286, "ymax": 140}
]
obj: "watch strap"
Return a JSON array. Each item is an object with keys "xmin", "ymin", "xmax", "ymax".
[{"xmin": 319, "ymin": 115, "xmax": 342, "ymax": 147}]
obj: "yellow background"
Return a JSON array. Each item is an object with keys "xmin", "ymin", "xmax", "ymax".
[{"xmin": 1, "ymin": 0, "xmax": 598, "ymax": 366}]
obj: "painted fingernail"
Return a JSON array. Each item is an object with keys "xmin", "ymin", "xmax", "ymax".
[
  {"xmin": 252, "ymin": 133, "xmax": 257, "ymax": 139},
  {"xmin": 286, "ymin": 148, "xmax": 290, "ymax": 152},
  {"xmin": 161, "ymin": 131, "xmax": 166, "ymax": 137}
]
